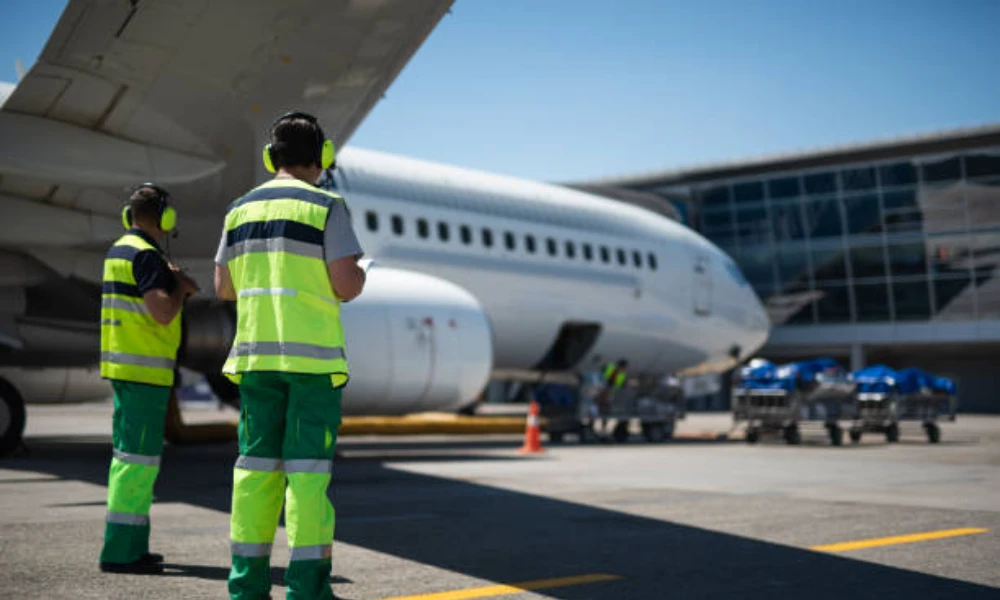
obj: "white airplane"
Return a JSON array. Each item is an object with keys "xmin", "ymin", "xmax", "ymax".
[{"xmin": 0, "ymin": 0, "xmax": 769, "ymax": 453}]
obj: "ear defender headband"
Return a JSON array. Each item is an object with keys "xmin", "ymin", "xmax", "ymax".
[
  {"xmin": 262, "ymin": 111, "xmax": 335, "ymax": 173},
  {"xmin": 121, "ymin": 183, "xmax": 177, "ymax": 233}
]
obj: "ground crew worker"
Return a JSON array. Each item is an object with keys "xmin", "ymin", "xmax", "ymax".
[
  {"xmin": 594, "ymin": 359, "xmax": 628, "ymax": 439},
  {"xmin": 214, "ymin": 111, "xmax": 365, "ymax": 600},
  {"xmin": 99, "ymin": 184, "xmax": 199, "ymax": 574}
]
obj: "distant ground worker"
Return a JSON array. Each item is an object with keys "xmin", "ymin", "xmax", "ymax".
[
  {"xmin": 593, "ymin": 359, "xmax": 628, "ymax": 438},
  {"xmin": 98, "ymin": 184, "xmax": 199, "ymax": 574},
  {"xmin": 214, "ymin": 111, "xmax": 365, "ymax": 600}
]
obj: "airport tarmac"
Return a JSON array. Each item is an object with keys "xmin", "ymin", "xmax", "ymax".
[{"xmin": 1, "ymin": 403, "xmax": 997, "ymax": 599}]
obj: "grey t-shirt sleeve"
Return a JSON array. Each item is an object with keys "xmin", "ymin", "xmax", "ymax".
[
  {"xmin": 324, "ymin": 200, "xmax": 364, "ymax": 262},
  {"xmin": 214, "ymin": 223, "xmax": 228, "ymax": 265}
]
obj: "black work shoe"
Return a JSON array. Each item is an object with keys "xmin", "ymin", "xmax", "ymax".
[
  {"xmin": 99, "ymin": 558, "xmax": 164, "ymax": 574},
  {"xmin": 139, "ymin": 552, "xmax": 164, "ymax": 564}
]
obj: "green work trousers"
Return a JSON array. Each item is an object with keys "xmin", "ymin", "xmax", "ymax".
[
  {"xmin": 100, "ymin": 380, "xmax": 170, "ymax": 564},
  {"xmin": 228, "ymin": 372, "xmax": 343, "ymax": 600}
]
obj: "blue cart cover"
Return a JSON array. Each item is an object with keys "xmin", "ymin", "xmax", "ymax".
[
  {"xmin": 739, "ymin": 359, "xmax": 776, "ymax": 381},
  {"xmin": 851, "ymin": 365, "xmax": 899, "ymax": 394},
  {"xmin": 932, "ymin": 376, "xmax": 957, "ymax": 394},
  {"xmin": 896, "ymin": 367, "xmax": 935, "ymax": 395},
  {"xmin": 737, "ymin": 357, "xmax": 845, "ymax": 392},
  {"xmin": 774, "ymin": 357, "xmax": 844, "ymax": 383}
]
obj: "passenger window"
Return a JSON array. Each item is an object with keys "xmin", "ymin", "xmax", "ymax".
[
  {"xmin": 565, "ymin": 240, "xmax": 576, "ymax": 259},
  {"xmin": 505, "ymin": 231, "xmax": 516, "ymax": 251},
  {"xmin": 392, "ymin": 214, "xmax": 404, "ymax": 236},
  {"xmin": 365, "ymin": 211, "xmax": 378, "ymax": 232},
  {"xmin": 417, "ymin": 218, "xmax": 429, "ymax": 239},
  {"xmin": 460, "ymin": 225, "xmax": 472, "ymax": 245},
  {"xmin": 482, "ymin": 228, "xmax": 494, "ymax": 248},
  {"xmin": 633, "ymin": 250, "xmax": 642, "ymax": 268},
  {"xmin": 617, "ymin": 248, "xmax": 626, "ymax": 265},
  {"xmin": 648, "ymin": 253, "xmax": 658, "ymax": 271},
  {"xmin": 600, "ymin": 246, "xmax": 610, "ymax": 263},
  {"xmin": 438, "ymin": 221, "xmax": 450, "ymax": 242},
  {"xmin": 583, "ymin": 243, "xmax": 593, "ymax": 261},
  {"xmin": 525, "ymin": 234, "xmax": 537, "ymax": 254},
  {"xmin": 547, "ymin": 237, "xmax": 558, "ymax": 256}
]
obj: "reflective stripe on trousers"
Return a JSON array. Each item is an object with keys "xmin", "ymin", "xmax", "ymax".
[
  {"xmin": 114, "ymin": 448, "xmax": 161, "ymax": 467},
  {"xmin": 231, "ymin": 541, "xmax": 273, "ymax": 557},
  {"xmin": 289, "ymin": 544, "xmax": 332, "ymax": 561},
  {"xmin": 234, "ymin": 456, "xmax": 284, "ymax": 471},
  {"xmin": 107, "ymin": 511, "xmax": 149, "ymax": 526}
]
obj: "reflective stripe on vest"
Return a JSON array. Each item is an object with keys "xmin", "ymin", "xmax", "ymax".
[
  {"xmin": 100, "ymin": 233, "xmax": 180, "ymax": 386},
  {"xmin": 222, "ymin": 179, "xmax": 350, "ymax": 387}
]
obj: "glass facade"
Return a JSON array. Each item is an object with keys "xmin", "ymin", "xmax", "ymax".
[{"xmin": 688, "ymin": 149, "xmax": 1000, "ymax": 325}]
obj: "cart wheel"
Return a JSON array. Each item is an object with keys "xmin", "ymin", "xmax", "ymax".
[
  {"xmin": 642, "ymin": 423, "xmax": 665, "ymax": 443},
  {"xmin": 783, "ymin": 425, "xmax": 801, "ymax": 445},
  {"xmin": 549, "ymin": 431, "xmax": 564, "ymax": 444},
  {"xmin": 885, "ymin": 423, "xmax": 900, "ymax": 443},
  {"xmin": 745, "ymin": 428, "xmax": 759, "ymax": 444},
  {"xmin": 828, "ymin": 424, "xmax": 843, "ymax": 446},
  {"xmin": 925, "ymin": 423, "xmax": 940, "ymax": 444},
  {"xmin": 849, "ymin": 429, "xmax": 862, "ymax": 444},
  {"xmin": 613, "ymin": 422, "xmax": 630, "ymax": 444}
]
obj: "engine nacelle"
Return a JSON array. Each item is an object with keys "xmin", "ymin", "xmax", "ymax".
[
  {"xmin": 180, "ymin": 267, "xmax": 493, "ymax": 416},
  {"xmin": 339, "ymin": 267, "xmax": 493, "ymax": 415}
]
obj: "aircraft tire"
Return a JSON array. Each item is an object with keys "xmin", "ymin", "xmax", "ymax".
[
  {"xmin": 612, "ymin": 422, "xmax": 629, "ymax": 444},
  {"xmin": 849, "ymin": 429, "xmax": 862, "ymax": 444},
  {"xmin": 885, "ymin": 423, "xmax": 900, "ymax": 443},
  {"xmin": 925, "ymin": 423, "xmax": 940, "ymax": 444},
  {"xmin": 783, "ymin": 424, "xmax": 801, "ymax": 445},
  {"xmin": 828, "ymin": 424, "xmax": 843, "ymax": 446},
  {"xmin": 0, "ymin": 377, "xmax": 26, "ymax": 457}
]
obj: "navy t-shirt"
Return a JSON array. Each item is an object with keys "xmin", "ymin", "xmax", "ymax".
[{"xmin": 128, "ymin": 230, "xmax": 176, "ymax": 296}]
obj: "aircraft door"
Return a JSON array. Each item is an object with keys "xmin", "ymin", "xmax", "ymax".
[{"xmin": 693, "ymin": 252, "xmax": 713, "ymax": 316}]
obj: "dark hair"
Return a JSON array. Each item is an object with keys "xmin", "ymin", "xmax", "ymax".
[
  {"xmin": 269, "ymin": 115, "xmax": 323, "ymax": 168},
  {"xmin": 129, "ymin": 185, "xmax": 166, "ymax": 226}
]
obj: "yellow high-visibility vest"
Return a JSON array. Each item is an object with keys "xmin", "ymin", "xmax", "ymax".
[
  {"xmin": 100, "ymin": 233, "xmax": 181, "ymax": 386},
  {"xmin": 603, "ymin": 363, "xmax": 626, "ymax": 388},
  {"xmin": 221, "ymin": 178, "xmax": 350, "ymax": 388}
]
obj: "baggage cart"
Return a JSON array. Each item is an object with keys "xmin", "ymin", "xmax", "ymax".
[
  {"xmin": 849, "ymin": 366, "xmax": 957, "ymax": 444},
  {"xmin": 542, "ymin": 374, "xmax": 684, "ymax": 444},
  {"xmin": 733, "ymin": 358, "xmax": 857, "ymax": 446}
]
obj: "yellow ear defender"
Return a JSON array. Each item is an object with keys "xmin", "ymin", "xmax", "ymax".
[
  {"xmin": 262, "ymin": 111, "xmax": 335, "ymax": 173},
  {"xmin": 121, "ymin": 184, "xmax": 177, "ymax": 232}
]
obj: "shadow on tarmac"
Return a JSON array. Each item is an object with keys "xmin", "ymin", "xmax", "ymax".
[{"xmin": 3, "ymin": 434, "xmax": 996, "ymax": 599}]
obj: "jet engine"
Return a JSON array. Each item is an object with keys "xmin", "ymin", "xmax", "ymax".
[{"xmin": 180, "ymin": 267, "xmax": 494, "ymax": 415}]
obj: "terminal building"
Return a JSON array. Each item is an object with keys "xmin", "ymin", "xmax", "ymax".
[{"xmin": 580, "ymin": 125, "xmax": 1000, "ymax": 412}]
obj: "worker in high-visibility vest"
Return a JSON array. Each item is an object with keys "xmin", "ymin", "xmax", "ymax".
[
  {"xmin": 215, "ymin": 111, "xmax": 365, "ymax": 600},
  {"xmin": 593, "ymin": 359, "xmax": 628, "ymax": 439},
  {"xmin": 99, "ymin": 184, "xmax": 199, "ymax": 574}
]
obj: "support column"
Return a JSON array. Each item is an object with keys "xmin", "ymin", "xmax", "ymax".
[{"xmin": 849, "ymin": 343, "xmax": 866, "ymax": 372}]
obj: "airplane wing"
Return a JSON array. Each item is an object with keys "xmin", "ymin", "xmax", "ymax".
[{"xmin": 0, "ymin": 0, "xmax": 453, "ymax": 266}]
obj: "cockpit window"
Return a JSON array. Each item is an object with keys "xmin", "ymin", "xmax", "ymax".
[{"xmin": 725, "ymin": 260, "xmax": 749, "ymax": 286}]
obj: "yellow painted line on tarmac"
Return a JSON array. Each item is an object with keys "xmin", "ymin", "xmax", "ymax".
[
  {"xmin": 811, "ymin": 527, "xmax": 989, "ymax": 553},
  {"xmin": 379, "ymin": 573, "xmax": 622, "ymax": 600}
]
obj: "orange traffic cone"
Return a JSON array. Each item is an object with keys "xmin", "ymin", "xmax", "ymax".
[{"xmin": 519, "ymin": 400, "xmax": 545, "ymax": 454}]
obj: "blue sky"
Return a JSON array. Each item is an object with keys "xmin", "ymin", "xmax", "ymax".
[{"xmin": 3, "ymin": 1, "xmax": 999, "ymax": 181}]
